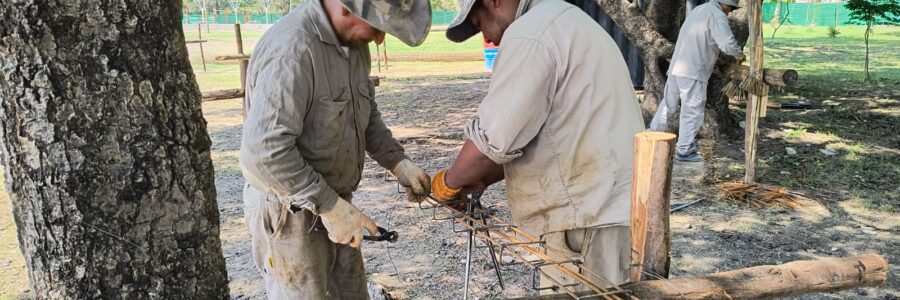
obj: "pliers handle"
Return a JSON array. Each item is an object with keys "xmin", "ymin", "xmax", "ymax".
[{"xmin": 363, "ymin": 226, "xmax": 399, "ymax": 243}]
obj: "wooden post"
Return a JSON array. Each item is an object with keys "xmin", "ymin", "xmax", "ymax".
[
  {"xmin": 382, "ymin": 39, "xmax": 389, "ymax": 70},
  {"xmin": 511, "ymin": 254, "xmax": 889, "ymax": 300},
  {"xmin": 198, "ymin": 24, "xmax": 207, "ymax": 72},
  {"xmin": 629, "ymin": 131, "xmax": 676, "ymax": 282},
  {"xmin": 235, "ymin": 23, "xmax": 249, "ymax": 118},
  {"xmin": 744, "ymin": 0, "xmax": 765, "ymax": 183}
]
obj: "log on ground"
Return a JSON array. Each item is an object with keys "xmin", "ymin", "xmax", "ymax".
[{"xmin": 509, "ymin": 254, "xmax": 888, "ymax": 299}]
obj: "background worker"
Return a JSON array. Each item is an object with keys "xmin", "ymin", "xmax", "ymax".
[
  {"xmin": 649, "ymin": 0, "xmax": 746, "ymax": 162},
  {"xmin": 431, "ymin": 0, "xmax": 645, "ymax": 289},
  {"xmin": 238, "ymin": 0, "xmax": 432, "ymax": 298}
]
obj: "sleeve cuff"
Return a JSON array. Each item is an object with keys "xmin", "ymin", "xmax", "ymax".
[
  {"xmin": 281, "ymin": 184, "xmax": 339, "ymax": 215},
  {"xmin": 464, "ymin": 118, "xmax": 523, "ymax": 165}
]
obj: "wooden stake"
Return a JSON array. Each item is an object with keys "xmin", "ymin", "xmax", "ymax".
[
  {"xmin": 198, "ymin": 24, "xmax": 207, "ymax": 72},
  {"xmin": 512, "ymin": 254, "xmax": 888, "ymax": 299},
  {"xmin": 744, "ymin": 0, "xmax": 765, "ymax": 183},
  {"xmin": 629, "ymin": 131, "xmax": 676, "ymax": 282},
  {"xmin": 235, "ymin": 23, "xmax": 248, "ymax": 118},
  {"xmin": 382, "ymin": 39, "xmax": 389, "ymax": 70}
]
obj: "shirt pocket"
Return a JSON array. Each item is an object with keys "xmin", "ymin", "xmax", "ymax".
[
  {"xmin": 355, "ymin": 80, "xmax": 374, "ymax": 133},
  {"xmin": 310, "ymin": 88, "xmax": 350, "ymax": 150}
]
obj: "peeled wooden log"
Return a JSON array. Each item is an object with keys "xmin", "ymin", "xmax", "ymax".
[
  {"xmin": 714, "ymin": 60, "xmax": 798, "ymax": 87},
  {"xmin": 215, "ymin": 54, "xmax": 251, "ymax": 61},
  {"xmin": 630, "ymin": 132, "xmax": 676, "ymax": 282},
  {"xmin": 511, "ymin": 254, "xmax": 888, "ymax": 300},
  {"xmin": 201, "ymin": 88, "xmax": 244, "ymax": 101}
]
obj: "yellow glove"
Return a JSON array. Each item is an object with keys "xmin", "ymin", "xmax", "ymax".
[{"xmin": 431, "ymin": 169, "xmax": 462, "ymax": 202}]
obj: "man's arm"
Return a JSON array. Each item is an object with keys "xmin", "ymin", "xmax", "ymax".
[
  {"xmin": 710, "ymin": 15, "xmax": 745, "ymax": 59},
  {"xmin": 363, "ymin": 86, "xmax": 407, "ymax": 170},
  {"xmin": 436, "ymin": 38, "xmax": 556, "ymax": 198},
  {"xmin": 445, "ymin": 140, "xmax": 502, "ymax": 188},
  {"xmin": 239, "ymin": 54, "xmax": 339, "ymax": 213}
]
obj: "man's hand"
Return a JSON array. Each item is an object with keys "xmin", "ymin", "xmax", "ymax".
[
  {"xmin": 734, "ymin": 53, "xmax": 747, "ymax": 63},
  {"xmin": 391, "ymin": 159, "xmax": 431, "ymax": 203},
  {"xmin": 319, "ymin": 197, "xmax": 378, "ymax": 248},
  {"xmin": 431, "ymin": 169, "xmax": 462, "ymax": 202}
]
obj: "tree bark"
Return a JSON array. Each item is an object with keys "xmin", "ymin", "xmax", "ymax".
[{"xmin": 0, "ymin": 0, "xmax": 230, "ymax": 299}]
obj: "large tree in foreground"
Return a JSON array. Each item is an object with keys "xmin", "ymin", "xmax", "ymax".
[{"xmin": 0, "ymin": 0, "xmax": 230, "ymax": 298}]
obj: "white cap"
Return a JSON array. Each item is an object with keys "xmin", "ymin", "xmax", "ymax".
[{"xmin": 717, "ymin": 0, "xmax": 741, "ymax": 8}]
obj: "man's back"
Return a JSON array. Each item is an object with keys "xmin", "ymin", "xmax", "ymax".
[
  {"xmin": 668, "ymin": 1, "xmax": 742, "ymax": 82},
  {"xmin": 473, "ymin": 0, "xmax": 645, "ymax": 235}
]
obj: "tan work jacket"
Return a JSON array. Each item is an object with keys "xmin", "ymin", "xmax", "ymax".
[
  {"xmin": 239, "ymin": 0, "xmax": 406, "ymax": 213},
  {"xmin": 465, "ymin": 0, "xmax": 645, "ymax": 235}
]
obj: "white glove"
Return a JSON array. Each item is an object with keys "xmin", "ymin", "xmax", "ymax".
[
  {"xmin": 391, "ymin": 159, "xmax": 431, "ymax": 203},
  {"xmin": 319, "ymin": 197, "xmax": 378, "ymax": 248}
]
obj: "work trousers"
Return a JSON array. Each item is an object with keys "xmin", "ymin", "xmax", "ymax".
[
  {"xmin": 539, "ymin": 226, "xmax": 631, "ymax": 295},
  {"xmin": 244, "ymin": 184, "xmax": 369, "ymax": 300},
  {"xmin": 649, "ymin": 75, "xmax": 708, "ymax": 155}
]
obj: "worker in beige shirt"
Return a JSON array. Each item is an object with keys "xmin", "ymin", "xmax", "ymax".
[
  {"xmin": 431, "ymin": 0, "xmax": 645, "ymax": 291},
  {"xmin": 239, "ymin": 0, "xmax": 432, "ymax": 298}
]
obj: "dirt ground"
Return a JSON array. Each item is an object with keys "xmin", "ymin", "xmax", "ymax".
[
  {"xmin": 0, "ymin": 75, "xmax": 896, "ymax": 299},
  {"xmin": 200, "ymin": 74, "xmax": 897, "ymax": 299}
]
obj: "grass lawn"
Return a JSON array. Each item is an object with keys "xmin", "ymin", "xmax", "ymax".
[{"xmin": 734, "ymin": 25, "xmax": 899, "ymax": 212}]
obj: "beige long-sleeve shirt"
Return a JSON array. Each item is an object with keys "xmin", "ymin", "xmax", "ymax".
[
  {"xmin": 240, "ymin": 0, "xmax": 406, "ymax": 213},
  {"xmin": 668, "ymin": 1, "xmax": 745, "ymax": 82},
  {"xmin": 466, "ymin": 0, "xmax": 645, "ymax": 235}
]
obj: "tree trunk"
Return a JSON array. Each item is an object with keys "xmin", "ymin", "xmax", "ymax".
[
  {"xmin": 772, "ymin": 0, "xmax": 783, "ymax": 26},
  {"xmin": 864, "ymin": 22, "xmax": 871, "ymax": 82},
  {"xmin": 0, "ymin": 1, "xmax": 230, "ymax": 299}
]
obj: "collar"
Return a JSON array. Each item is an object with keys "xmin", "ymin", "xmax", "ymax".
[
  {"xmin": 310, "ymin": 0, "xmax": 342, "ymax": 47},
  {"xmin": 514, "ymin": 0, "xmax": 544, "ymax": 20}
]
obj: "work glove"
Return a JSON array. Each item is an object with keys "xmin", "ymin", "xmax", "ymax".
[
  {"xmin": 431, "ymin": 169, "xmax": 462, "ymax": 202},
  {"xmin": 319, "ymin": 197, "xmax": 378, "ymax": 248},
  {"xmin": 391, "ymin": 159, "xmax": 431, "ymax": 203}
]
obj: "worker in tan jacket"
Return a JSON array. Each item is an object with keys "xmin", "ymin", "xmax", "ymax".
[
  {"xmin": 431, "ymin": 0, "xmax": 645, "ymax": 290},
  {"xmin": 239, "ymin": 0, "xmax": 432, "ymax": 298}
]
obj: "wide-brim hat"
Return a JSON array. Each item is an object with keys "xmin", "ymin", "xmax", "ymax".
[
  {"xmin": 340, "ymin": 0, "xmax": 433, "ymax": 46},
  {"xmin": 445, "ymin": 0, "xmax": 480, "ymax": 43}
]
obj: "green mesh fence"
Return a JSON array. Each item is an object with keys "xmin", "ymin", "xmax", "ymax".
[
  {"xmin": 762, "ymin": 2, "xmax": 857, "ymax": 26},
  {"xmin": 181, "ymin": 11, "xmax": 458, "ymax": 25}
]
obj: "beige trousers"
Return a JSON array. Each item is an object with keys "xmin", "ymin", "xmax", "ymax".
[
  {"xmin": 244, "ymin": 184, "xmax": 369, "ymax": 300},
  {"xmin": 539, "ymin": 226, "xmax": 631, "ymax": 295}
]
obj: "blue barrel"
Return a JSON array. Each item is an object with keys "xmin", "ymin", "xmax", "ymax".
[{"xmin": 484, "ymin": 48, "xmax": 498, "ymax": 70}]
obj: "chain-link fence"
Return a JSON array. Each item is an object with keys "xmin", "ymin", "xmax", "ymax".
[{"xmin": 181, "ymin": 10, "xmax": 458, "ymax": 25}]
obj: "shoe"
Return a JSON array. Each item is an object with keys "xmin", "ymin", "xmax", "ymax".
[{"xmin": 675, "ymin": 152, "xmax": 702, "ymax": 162}]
